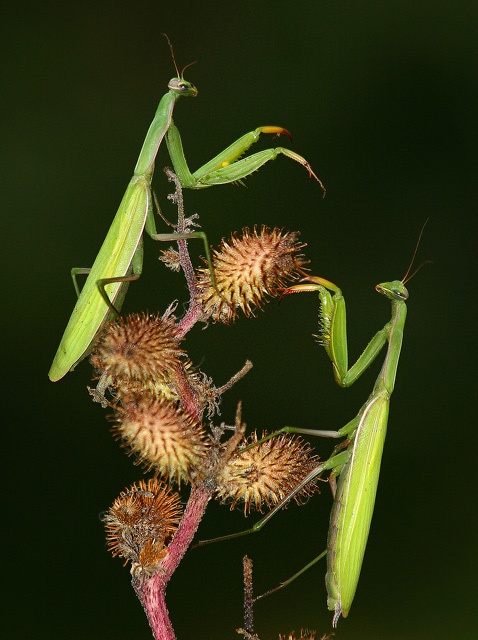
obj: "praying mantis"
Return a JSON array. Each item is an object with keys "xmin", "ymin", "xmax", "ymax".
[
  {"xmin": 288, "ymin": 272, "xmax": 410, "ymax": 626},
  {"xmin": 199, "ymin": 231, "xmax": 425, "ymax": 626},
  {"xmin": 48, "ymin": 39, "xmax": 323, "ymax": 381}
]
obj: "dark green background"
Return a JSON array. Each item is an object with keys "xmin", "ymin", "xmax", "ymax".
[{"xmin": 2, "ymin": 2, "xmax": 476, "ymax": 639}]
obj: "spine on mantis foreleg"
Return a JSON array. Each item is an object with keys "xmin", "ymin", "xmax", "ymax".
[{"xmin": 316, "ymin": 282, "xmax": 348, "ymax": 385}]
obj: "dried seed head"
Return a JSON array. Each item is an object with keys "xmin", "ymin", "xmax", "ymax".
[
  {"xmin": 90, "ymin": 311, "xmax": 185, "ymax": 388},
  {"xmin": 215, "ymin": 431, "xmax": 320, "ymax": 515},
  {"xmin": 114, "ymin": 396, "xmax": 208, "ymax": 485},
  {"xmin": 103, "ymin": 478, "xmax": 182, "ymax": 576},
  {"xmin": 196, "ymin": 226, "xmax": 308, "ymax": 323},
  {"xmin": 159, "ymin": 247, "xmax": 181, "ymax": 272}
]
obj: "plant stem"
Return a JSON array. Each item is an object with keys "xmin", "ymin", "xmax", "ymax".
[{"xmin": 132, "ymin": 484, "xmax": 213, "ymax": 640}]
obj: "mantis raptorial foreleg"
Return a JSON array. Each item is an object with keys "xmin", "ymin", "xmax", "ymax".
[{"xmin": 165, "ymin": 123, "xmax": 324, "ymax": 189}]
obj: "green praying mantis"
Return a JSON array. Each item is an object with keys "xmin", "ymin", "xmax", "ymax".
[
  {"xmin": 48, "ymin": 39, "xmax": 323, "ymax": 382},
  {"xmin": 287, "ymin": 272, "xmax": 410, "ymax": 626},
  {"xmin": 199, "ymin": 229, "xmax": 426, "ymax": 626}
]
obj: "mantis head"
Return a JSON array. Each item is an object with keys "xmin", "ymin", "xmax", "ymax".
[
  {"xmin": 376, "ymin": 219, "xmax": 430, "ymax": 302},
  {"xmin": 375, "ymin": 280, "xmax": 409, "ymax": 301},
  {"xmin": 168, "ymin": 77, "xmax": 198, "ymax": 98},
  {"xmin": 163, "ymin": 34, "xmax": 198, "ymax": 98}
]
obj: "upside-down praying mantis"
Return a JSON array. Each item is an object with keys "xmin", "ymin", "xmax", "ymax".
[
  {"xmin": 198, "ymin": 230, "xmax": 426, "ymax": 626},
  {"xmin": 48, "ymin": 38, "xmax": 323, "ymax": 381}
]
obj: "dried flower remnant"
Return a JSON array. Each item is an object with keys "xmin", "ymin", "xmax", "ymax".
[
  {"xmin": 90, "ymin": 311, "xmax": 185, "ymax": 390},
  {"xmin": 113, "ymin": 396, "xmax": 208, "ymax": 485},
  {"xmin": 103, "ymin": 478, "xmax": 182, "ymax": 577},
  {"xmin": 159, "ymin": 247, "xmax": 181, "ymax": 272},
  {"xmin": 215, "ymin": 431, "xmax": 321, "ymax": 515},
  {"xmin": 197, "ymin": 226, "xmax": 308, "ymax": 323}
]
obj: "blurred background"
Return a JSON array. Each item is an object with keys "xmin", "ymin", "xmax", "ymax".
[{"xmin": 2, "ymin": 1, "xmax": 476, "ymax": 638}]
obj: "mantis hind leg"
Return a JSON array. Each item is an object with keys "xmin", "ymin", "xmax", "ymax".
[
  {"xmin": 96, "ymin": 239, "xmax": 144, "ymax": 317},
  {"xmin": 72, "ymin": 266, "xmax": 138, "ymax": 317},
  {"xmin": 96, "ymin": 273, "xmax": 140, "ymax": 317},
  {"xmin": 71, "ymin": 268, "xmax": 92, "ymax": 298},
  {"xmin": 146, "ymin": 180, "xmax": 217, "ymax": 291},
  {"xmin": 151, "ymin": 230, "xmax": 216, "ymax": 290}
]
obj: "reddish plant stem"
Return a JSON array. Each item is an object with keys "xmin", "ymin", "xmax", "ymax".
[
  {"xmin": 175, "ymin": 242, "xmax": 204, "ymax": 340},
  {"xmin": 132, "ymin": 484, "xmax": 213, "ymax": 640},
  {"xmin": 134, "ymin": 170, "xmax": 214, "ymax": 638},
  {"xmin": 132, "ymin": 578, "xmax": 173, "ymax": 640},
  {"xmin": 176, "ymin": 229, "xmax": 203, "ymax": 338},
  {"xmin": 176, "ymin": 294, "xmax": 203, "ymax": 340}
]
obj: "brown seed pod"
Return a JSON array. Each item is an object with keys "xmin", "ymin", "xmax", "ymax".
[
  {"xmin": 90, "ymin": 311, "xmax": 185, "ymax": 387},
  {"xmin": 196, "ymin": 226, "xmax": 308, "ymax": 323},
  {"xmin": 215, "ymin": 431, "xmax": 320, "ymax": 515},
  {"xmin": 113, "ymin": 396, "xmax": 208, "ymax": 485},
  {"xmin": 103, "ymin": 478, "xmax": 182, "ymax": 576}
]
